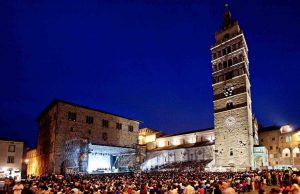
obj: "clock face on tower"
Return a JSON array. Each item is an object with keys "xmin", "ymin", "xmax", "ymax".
[{"xmin": 225, "ymin": 116, "xmax": 236, "ymax": 126}]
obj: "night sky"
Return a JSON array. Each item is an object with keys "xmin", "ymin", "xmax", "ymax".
[{"xmin": 1, "ymin": 0, "xmax": 300, "ymax": 148}]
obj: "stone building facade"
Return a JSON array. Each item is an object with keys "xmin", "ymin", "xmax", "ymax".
[
  {"xmin": 26, "ymin": 149, "xmax": 38, "ymax": 176},
  {"xmin": 259, "ymin": 125, "xmax": 300, "ymax": 169},
  {"xmin": 27, "ymin": 100, "xmax": 141, "ymax": 176},
  {"xmin": 0, "ymin": 139, "xmax": 24, "ymax": 180},
  {"xmin": 139, "ymin": 128, "xmax": 215, "ymax": 170},
  {"xmin": 211, "ymin": 7, "xmax": 255, "ymax": 169}
]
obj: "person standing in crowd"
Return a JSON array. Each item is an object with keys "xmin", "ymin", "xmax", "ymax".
[
  {"xmin": 290, "ymin": 179, "xmax": 300, "ymax": 194},
  {"xmin": 213, "ymin": 184, "xmax": 222, "ymax": 194},
  {"xmin": 246, "ymin": 176, "xmax": 251, "ymax": 192},
  {"xmin": 12, "ymin": 181, "xmax": 24, "ymax": 194},
  {"xmin": 4, "ymin": 177, "xmax": 10, "ymax": 194},
  {"xmin": 183, "ymin": 182, "xmax": 194, "ymax": 194},
  {"xmin": 222, "ymin": 182, "xmax": 235, "ymax": 194}
]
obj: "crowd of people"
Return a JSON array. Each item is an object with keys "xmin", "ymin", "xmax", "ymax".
[
  {"xmin": 150, "ymin": 160, "xmax": 212, "ymax": 172},
  {"xmin": 1, "ymin": 167, "xmax": 300, "ymax": 194}
]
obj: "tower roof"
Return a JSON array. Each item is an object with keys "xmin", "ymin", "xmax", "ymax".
[{"xmin": 221, "ymin": 4, "xmax": 235, "ymax": 30}]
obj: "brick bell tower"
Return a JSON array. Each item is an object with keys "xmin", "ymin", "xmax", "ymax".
[{"xmin": 211, "ymin": 5, "xmax": 254, "ymax": 169}]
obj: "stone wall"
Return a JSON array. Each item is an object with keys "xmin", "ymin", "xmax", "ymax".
[
  {"xmin": 259, "ymin": 127, "xmax": 300, "ymax": 168},
  {"xmin": 35, "ymin": 100, "xmax": 140, "ymax": 175}
]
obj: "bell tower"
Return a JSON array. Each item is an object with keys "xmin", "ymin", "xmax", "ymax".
[{"xmin": 211, "ymin": 5, "xmax": 254, "ymax": 169}]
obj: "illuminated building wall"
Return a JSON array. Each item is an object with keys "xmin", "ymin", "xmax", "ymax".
[
  {"xmin": 259, "ymin": 125, "xmax": 300, "ymax": 169},
  {"xmin": 139, "ymin": 128, "xmax": 215, "ymax": 169},
  {"xmin": 0, "ymin": 139, "xmax": 24, "ymax": 180},
  {"xmin": 26, "ymin": 149, "xmax": 38, "ymax": 176},
  {"xmin": 34, "ymin": 99, "xmax": 141, "ymax": 175}
]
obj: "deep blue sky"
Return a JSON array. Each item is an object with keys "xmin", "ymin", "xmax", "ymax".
[{"xmin": 1, "ymin": 0, "xmax": 300, "ymax": 148}]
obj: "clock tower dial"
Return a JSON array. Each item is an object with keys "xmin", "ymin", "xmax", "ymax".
[
  {"xmin": 224, "ymin": 116, "xmax": 236, "ymax": 126},
  {"xmin": 211, "ymin": 5, "xmax": 254, "ymax": 168}
]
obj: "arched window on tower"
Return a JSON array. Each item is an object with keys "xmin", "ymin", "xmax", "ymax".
[
  {"xmin": 213, "ymin": 53, "xmax": 217, "ymax": 59},
  {"xmin": 223, "ymin": 61, "xmax": 228, "ymax": 69},
  {"xmin": 228, "ymin": 59, "xmax": 233, "ymax": 67},
  {"xmin": 233, "ymin": 57, "xmax": 238, "ymax": 64},
  {"xmin": 227, "ymin": 46, "xmax": 231, "ymax": 53},
  {"xmin": 232, "ymin": 44, "xmax": 236, "ymax": 51},
  {"xmin": 238, "ymin": 41, "xmax": 243, "ymax": 48},
  {"xmin": 233, "ymin": 70, "xmax": 239, "ymax": 77},
  {"xmin": 226, "ymin": 101, "xmax": 234, "ymax": 110},
  {"xmin": 222, "ymin": 48, "xmax": 226, "ymax": 56},
  {"xmin": 238, "ymin": 54, "xmax": 244, "ymax": 62},
  {"xmin": 218, "ymin": 63, "xmax": 222, "ymax": 70},
  {"xmin": 213, "ymin": 65, "xmax": 217, "ymax": 72}
]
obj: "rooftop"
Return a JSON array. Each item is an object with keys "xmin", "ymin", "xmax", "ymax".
[
  {"xmin": 36, "ymin": 99, "xmax": 142, "ymax": 123},
  {"xmin": 160, "ymin": 127, "xmax": 214, "ymax": 138}
]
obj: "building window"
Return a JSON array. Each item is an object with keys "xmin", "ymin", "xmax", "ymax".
[
  {"xmin": 7, "ymin": 156, "xmax": 14, "ymax": 163},
  {"xmin": 213, "ymin": 53, "xmax": 217, "ymax": 59},
  {"xmin": 223, "ymin": 61, "xmax": 228, "ymax": 69},
  {"xmin": 8, "ymin": 145, "xmax": 15, "ymax": 152},
  {"xmin": 225, "ymin": 71, "xmax": 233, "ymax": 80},
  {"xmin": 102, "ymin": 120, "xmax": 109, "ymax": 128},
  {"xmin": 230, "ymin": 151, "xmax": 233, "ymax": 156},
  {"xmin": 218, "ymin": 63, "xmax": 222, "ymax": 70},
  {"xmin": 270, "ymin": 146, "xmax": 273, "ymax": 150},
  {"xmin": 116, "ymin": 123, "xmax": 122, "ymax": 130},
  {"xmin": 272, "ymin": 137, "xmax": 275, "ymax": 141},
  {"xmin": 86, "ymin": 116, "xmax": 94, "ymax": 124},
  {"xmin": 274, "ymin": 154, "xmax": 278, "ymax": 158},
  {"xmin": 213, "ymin": 65, "xmax": 217, "ymax": 72},
  {"xmin": 70, "ymin": 127, "xmax": 74, "ymax": 132},
  {"xmin": 261, "ymin": 138, "xmax": 263, "ymax": 142},
  {"xmin": 238, "ymin": 41, "xmax": 242, "ymax": 48},
  {"xmin": 227, "ymin": 46, "xmax": 231, "ymax": 53},
  {"xmin": 68, "ymin": 112, "xmax": 77, "ymax": 121},
  {"xmin": 222, "ymin": 48, "xmax": 226, "ymax": 56},
  {"xmin": 228, "ymin": 59, "xmax": 233, "ymax": 67},
  {"xmin": 286, "ymin": 135, "xmax": 292, "ymax": 143},
  {"xmin": 232, "ymin": 44, "xmax": 236, "ymax": 51},
  {"xmin": 226, "ymin": 101, "xmax": 234, "ymax": 110},
  {"xmin": 128, "ymin": 125, "xmax": 134, "ymax": 132}
]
